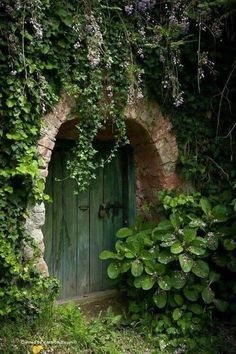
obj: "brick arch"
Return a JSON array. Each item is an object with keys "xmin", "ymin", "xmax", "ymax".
[{"xmin": 25, "ymin": 93, "xmax": 180, "ymax": 275}]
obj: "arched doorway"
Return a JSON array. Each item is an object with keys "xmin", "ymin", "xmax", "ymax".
[
  {"xmin": 42, "ymin": 125, "xmax": 135, "ymax": 300},
  {"xmin": 25, "ymin": 94, "xmax": 180, "ymax": 280}
]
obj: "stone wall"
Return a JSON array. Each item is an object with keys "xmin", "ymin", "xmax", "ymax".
[{"xmin": 26, "ymin": 93, "xmax": 180, "ymax": 275}]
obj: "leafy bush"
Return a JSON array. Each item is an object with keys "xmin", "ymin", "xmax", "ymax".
[{"xmin": 100, "ymin": 191, "xmax": 236, "ymax": 348}]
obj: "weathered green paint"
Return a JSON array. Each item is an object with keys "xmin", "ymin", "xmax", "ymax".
[{"xmin": 43, "ymin": 140, "xmax": 135, "ymax": 300}]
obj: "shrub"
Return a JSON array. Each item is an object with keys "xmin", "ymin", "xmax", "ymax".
[{"xmin": 100, "ymin": 191, "xmax": 236, "ymax": 348}]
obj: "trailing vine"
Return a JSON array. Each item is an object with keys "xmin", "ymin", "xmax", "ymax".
[{"xmin": 0, "ymin": 0, "xmax": 235, "ymax": 318}]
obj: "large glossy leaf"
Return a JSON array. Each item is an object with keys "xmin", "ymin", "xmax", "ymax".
[
  {"xmin": 183, "ymin": 286, "xmax": 199, "ymax": 301},
  {"xmin": 179, "ymin": 254, "xmax": 193, "ymax": 272},
  {"xmin": 223, "ymin": 239, "xmax": 236, "ymax": 251},
  {"xmin": 202, "ymin": 287, "xmax": 215, "ymax": 304},
  {"xmin": 212, "ymin": 205, "xmax": 228, "ymax": 222},
  {"xmin": 140, "ymin": 250, "xmax": 153, "ymax": 261},
  {"xmin": 170, "ymin": 213, "xmax": 182, "ymax": 229},
  {"xmin": 158, "ymin": 250, "xmax": 175, "ymax": 264},
  {"xmin": 183, "ymin": 228, "xmax": 197, "ymax": 244},
  {"xmin": 116, "ymin": 227, "xmax": 133, "ymax": 238},
  {"xmin": 192, "ymin": 260, "xmax": 209, "ymax": 278},
  {"xmin": 153, "ymin": 290, "xmax": 167, "ymax": 309},
  {"xmin": 131, "ymin": 260, "xmax": 144, "ymax": 277},
  {"xmin": 99, "ymin": 250, "xmax": 116, "ymax": 260},
  {"xmin": 107, "ymin": 262, "xmax": 120, "ymax": 279},
  {"xmin": 157, "ymin": 275, "xmax": 172, "ymax": 291},
  {"xmin": 171, "ymin": 271, "xmax": 187, "ymax": 289},
  {"xmin": 214, "ymin": 299, "xmax": 229, "ymax": 312},
  {"xmin": 200, "ymin": 197, "xmax": 211, "ymax": 216},
  {"xmin": 188, "ymin": 245, "xmax": 206, "ymax": 256},
  {"xmin": 141, "ymin": 276, "xmax": 155, "ymax": 290},
  {"xmin": 155, "ymin": 263, "xmax": 166, "ymax": 275},
  {"xmin": 209, "ymin": 271, "xmax": 220, "ymax": 283},
  {"xmin": 155, "ymin": 220, "xmax": 173, "ymax": 232},
  {"xmin": 188, "ymin": 217, "xmax": 206, "ymax": 229},
  {"xmin": 174, "ymin": 294, "xmax": 184, "ymax": 306},
  {"xmin": 172, "ymin": 308, "xmax": 182, "ymax": 321},
  {"xmin": 120, "ymin": 260, "xmax": 131, "ymax": 273},
  {"xmin": 133, "ymin": 276, "xmax": 143, "ymax": 289},
  {"xmin": 206, "ymin": 233, "xmax": 218, "ymax": 250},
  {"xmin": 188, "ymin": 304, "xmax": 203, "ymax": 315},
  {"xmin": 153, "ymin": 232, "xmax": 175, "ymax": 242},
  {"xmin": 170, "ymin": 241, "xmax": 184, "ymax": 254}
]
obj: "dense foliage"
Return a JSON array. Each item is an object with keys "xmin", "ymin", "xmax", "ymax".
[
  {"xmin": 101, "ymin": 190, "xmax": 236, "ymax": 351},
  {"xmin": 0, "ymin": 0, "xmax": 235, "ymax": 322}
]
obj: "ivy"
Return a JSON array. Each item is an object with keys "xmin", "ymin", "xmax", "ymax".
[{"xmin": 0, "ymin": 0, "xmax": 236, "ymax": 318}]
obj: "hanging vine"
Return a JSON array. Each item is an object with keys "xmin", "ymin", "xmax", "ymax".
[{"xmin": 0, "ymin": 0, "xmax": 235, "ymax": 318}]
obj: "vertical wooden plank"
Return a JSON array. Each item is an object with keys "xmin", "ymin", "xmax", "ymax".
[
  {"xmin": 127, "ymin": 147, "xmax": 136, "ymax": 226},
  {"xmin": 43, "ymin": 157, "xmax": 53, "ymax": 276},
  {"xmin": 102, "ymin": 151, "xmax": 123, "ymax": 290},
  {"xmin": 61, "ymin": 149, "xmax": 77, "ymax": 299},
  {"xmin": 77, "ymin": 189, "xmax": 90, "ymax": 295},
  {"xmin": 52, "ymin": 148, "xmax": 65, "ymax": 299},
  {"xmin": 89, "ymin": 156, "xmax": 104, "ymax": 292}
]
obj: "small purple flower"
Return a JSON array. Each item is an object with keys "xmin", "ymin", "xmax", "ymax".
[
  {"xmin": 138, "ymin": 0, "xmax": 150, "ymax": 12},
  {"xmin": 124, "ymin": 5, "xmax": 133, "ymax": 15}
]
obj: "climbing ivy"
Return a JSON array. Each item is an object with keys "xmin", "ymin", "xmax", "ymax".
[{"xmin": 0, "ymin": 0, "xmax": 235, "ymax": 318}]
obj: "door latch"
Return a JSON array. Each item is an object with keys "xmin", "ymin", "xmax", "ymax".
[{"xmin": 98, "ymin": 204, "xmax": 106, "ymax": 219}]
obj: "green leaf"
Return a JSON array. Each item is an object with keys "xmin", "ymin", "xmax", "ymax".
[
  {"xmin": 183, "ymin": 228, "xmax": 197, "ymax": 244},
  {"xmin": 116, "ymin": 227, "xmax": 133, "ymax": 238},
  {"xmin": 171, "ymin": 271, "xmax": 187, "ymax": 289},
  {"xmin": 209, "ymin": 271, "xmax": 220, "ymax": 283},
  {"xmin": 141, "ymin": 276, "xmax": 155, "ymax": 290},
  {"xmin": 189, "ymin": 217, "xmax": 206, "ymax": 229},
  {"xmin": 99, "ymin": 250, "xmax": 116, "ymax": 260},
  {"xmin": 214, "ymin": 299, "xmax": 228, "ymax": 312},
  {"xmin": 158, "ymin": 250, "xmax": 175, "ymax": 264},
  {"xmin": 153, "ymin": 290, "xmax": 167, "ymax": 309},
  {"xmin": 155, "ymin": 220, "xmax": 173, "ymax": 232},
  {"xmin": 170, "ymin": 241, "xmax": 184, "ymax": 254},
  {"xmin": 120, "ymin": 260, "xmax": 131, "ymax": 273},
  {"xmin": 133, "ymin": 276, "xmax": 143, "ymax": 288},
  {"xmin": 188, "ymin": 245, "xmax": 206, "ymax": 256},
  {"xmin": 157, "ymin": 275, "xmax": 172, "ymax": 291},
  {"xmin": 183, "ymin": 286, "xmax": 199, "ymax": 302},
  {"xmin": 172, "ymin": 308, "xmax": 182, "ymax": 321},
  {"xmin": 131, "ymin": 260, "xmax": 143, "ymax": 277},
  {"xmin": 188, "ymin": 304, "xmax": 203, "ymax": 315},
  {"xmin": 155, "ymin": 263, "xmax": 166, "ymax": 275},
  {"xmin": 202, "ymin": 287, "xmax": 215, "ymax": 304},
  {"xmin": 200, "ymin": 197, "xmax": 211, "ymax": 216},
  {"xmin": 6, "ymin": 99, "xmax": 16, "ymax": 108},
  {"xmin": 107, "ymin": 262, "xmax": 120, "ymax": 279},
  {"xmin": 192, "ymin": 260, "xmax": 209, "ymax": 278},
  {"xmin": 140, "ymin": 250, "xmax": 153, "ymax": 261},
  {"xmin": 212, "ymin": 205, "xmax": 228, "ymax": 222},
  {"xmin": 179, "ymin": 254, "xmax": 193, "ymax": 273},
  {"xmin": 206, "ymin": 233, "xmax": 219, "ymax": 250},
  {"xmin": 223, "ymin": 239, "xmax": 236, "ymax": 251},
  {"xmin": 170, "ymin": 213, "xmax": 181, "ymax": 229},
  {"xmin": 174, "ymin": 294, "xmax": 184, "ymax": 306}
]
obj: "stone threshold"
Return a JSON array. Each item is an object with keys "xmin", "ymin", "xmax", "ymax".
[{"xmin": 56, "ymin": 289, "xmax": 120, "ymax": 306}]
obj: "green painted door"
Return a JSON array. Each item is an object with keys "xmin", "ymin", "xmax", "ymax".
[{"xmin": 43, "ymin": 140, "xmax": 135, "ymax": 300}]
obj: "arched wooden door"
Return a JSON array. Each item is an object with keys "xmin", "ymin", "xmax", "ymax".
[{"xmin": 43, "ymin": 139, "xmax": 135, "ymax": 300}]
